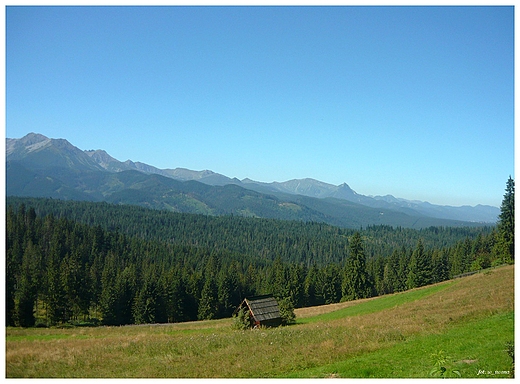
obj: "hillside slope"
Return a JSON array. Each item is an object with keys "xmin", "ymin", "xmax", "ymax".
[{"xmin": 6, "ymin": 265, "xmax": 514, "ymax": 378}]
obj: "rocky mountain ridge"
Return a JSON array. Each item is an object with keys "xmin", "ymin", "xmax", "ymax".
[{"xmin": 6, "ymin": 133, "xmax": 499, "ymax": 224}]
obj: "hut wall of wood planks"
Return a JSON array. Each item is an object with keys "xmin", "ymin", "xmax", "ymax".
[{"xmin": 234, "ymin": 294, "xmax": 282, "ymax": 328}]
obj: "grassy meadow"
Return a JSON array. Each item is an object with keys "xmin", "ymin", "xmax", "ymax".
[{"xmin": 6, "ymin": 265, "xmax": 514, "ymax": 378}]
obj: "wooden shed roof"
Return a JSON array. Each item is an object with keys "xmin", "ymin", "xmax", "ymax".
[{"xmin": 237, "ymin": 295, "xmax": 281, "ymax": 323}]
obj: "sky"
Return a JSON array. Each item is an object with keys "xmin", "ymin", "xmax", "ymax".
[{"xmin": 5, "ymin": 5, "xmax": 514, "ymax": 207}]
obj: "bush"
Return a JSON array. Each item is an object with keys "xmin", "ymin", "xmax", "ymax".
[
  {"xmin": 278, "ymin": 298, "xmax": 296, "ymax": 326},
  {"xmin": 429, "ymin": 350, "xmax": 461, "ymax": 378},
  {"xmin": 34, "ymin": 320, "xmax": 48, "ymax": 328},
  {"xmin": 232, "ymin": 308, "xmax": 250, "ymax": 330}
]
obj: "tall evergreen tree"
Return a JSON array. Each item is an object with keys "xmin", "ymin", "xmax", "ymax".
[
  {"xmin": 495, "ymin": 176, "xmax": 514, "ymax": 263},
  {"xmin": 217, "ymin": 269, "xmax": 234, "ymax": 318},
  {"xmin": 133, "ymin": 266, "xmax": 167, "ymax": 324},
  {"xmin": 396, "ymin": 246, "xmax": 410, "ymax": 292},
  {"xmin": 431, "ymin": 248, "xmax": 449, "ymax": 283},
  {"xmin": 342, "ymin": 232, "xmax": 372, "ymax": 301},
  {"xmin": 114, "ymin": 265, "xmax": 137, "ymax": 325},
  {"xmin": 15, "ymin": 241, "xmax": 39, "ymax": 327},
  {"xmin": 46, "ymin": 229, "xmax": 69, "ymax": 325},
  {"xmin": 61, "ymin": 251, "xmax": 84, "ymax": 320},
  {"xmin": 304, "ymin": 264, "xmax": 320, "ymax": 306},
  {"xmin": 287, "ymin": 263, "xmax": 305, "ymax": 308},
  {"xmin": 382, "ymin": 249, "xmax": 400, "ymax": 294},
  {"xmin": 99, "ymin": 253, "xmax": 119, "ymax": 325},
  {"xmin": 270, "ymin": 256, "xmax": 289, "ymax": 298},
  {"xmin": 6, "ymin": 206, "xmax": 17, "ymax": 326},
  {"xmin": 407, "ymin": 239, "xmax": 432, "ymax": 289},
  {"xmin": 318, "ymin": 264, "xmax": 342, "ymax": 304},
  {"xmin": 198, "ymin": 276, "xmax": 219, "ymax": 320}
]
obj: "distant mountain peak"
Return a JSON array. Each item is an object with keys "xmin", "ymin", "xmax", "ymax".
[
  {"xmin": 338, "ymin": 182, "xmax": 355, "ymax": 192},
  {"xmin": 13, "ymin": 132, "xmax": 49, "ymax": 143},
  {"xmin": 6, "ymin": 132, "xmax": 500, "ymax": 223},
  {"xmin": 85, "ymin": 149, "xmax": 126, "ymax": 171},
  {"xmin": 6, "ymin": 132, "xmax": 50, "ymax": 156},
  {"xmin": 7, "ymin": 133, "xmax": 104, "ymax": 171}
]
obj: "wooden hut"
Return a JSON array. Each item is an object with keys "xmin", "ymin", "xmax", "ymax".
[{"xmin": 234, "ymin": 294, "xmax": 282, "ymax": 328}]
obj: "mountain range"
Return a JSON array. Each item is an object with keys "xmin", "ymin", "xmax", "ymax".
[{"xmin": 6, "ymin": 133, "xmax": 499, "ymax": 228}]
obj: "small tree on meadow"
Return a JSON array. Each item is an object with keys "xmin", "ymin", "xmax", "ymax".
[{"xmin": 278, "ymin": 297, "xmax": 296, "ymax": 326}]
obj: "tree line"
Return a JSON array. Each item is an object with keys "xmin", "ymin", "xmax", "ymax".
[
  {"xmin": 6, "ymin": 177, "xmax": 513, "ymax": 327},
  {"xmin": 6, "ymin": 196, "xmax": 493, "ymax": 265}
]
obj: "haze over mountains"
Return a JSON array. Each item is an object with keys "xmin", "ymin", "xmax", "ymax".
[{"xmin": 6, "ymin": 133, "xmax": 499, "ymax": 228}]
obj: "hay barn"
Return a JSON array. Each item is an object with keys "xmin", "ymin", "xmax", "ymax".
[{"xmin": 234, "ymin": 295, "xmax": 282, "ymax": 328}]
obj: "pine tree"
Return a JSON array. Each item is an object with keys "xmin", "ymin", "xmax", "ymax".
[
  {"xmin": 382, "ymin": 249, "xmax": 400, "ymax": 294},
  {"xmin": 198, "ymin": 276, "xmax": 219, "ymax": 320},
  {"xmin": 61, "ymin": 251, "xmax": 84, "ymax": 320},
  {"xmin": 318, "ymin": 264, "xmax": 342, "ymax": 304},
  {"xmin": 407, "ymin": 239, "xmax": 432, "ymax": 289},
  {"xmin": 46, "ymin": 230, "xmax": 68, "ymax": 325},
  {"xmin": 133, "ymin": 266, "xmax": 166, "ymax": 324},
  {"xmin": 396, "ymin": 246, "xmax": 410, "ymax": 292},
  {"xmin": 114, "ymin": 266, "xmax": 137, "ymax": 325},
  {"xmin": 431, "ymin": 249, "xmax": 449, "ymax": 283},
  {"xmin": 217, "ymin": 269, "xmax": 234, "ymax": 318},
  {"xmin": 495, "ymin": 176, "xmax": 514, "ymax": 263},
  {"xmin": 287, "ymin": 264, "xmax": 305, "ymax": 308},
  {"xmin": 99, "ymin": 253, "xmax": 119, "ymax": 325},
  {"xmin": 270, "ymin": 256, "xmax": 289, "ymax": 299},
  {"xmin": 342, "ymin": 232, "xmax": 372, "ymax": 301},
  {"xmin": 15, "ymin": 240, "xmax": 40, "ymax": 327},
  {"xmin": 304, "ymin": 264, "xmax": 320, "ymax": 306},
  {"xmin": 278, "ymin": 297, "xmax": 296, "ymax": 325}
]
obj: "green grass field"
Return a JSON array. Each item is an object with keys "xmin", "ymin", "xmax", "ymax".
[{"xmin": 6, "ymin": 265, "xmax": 514, "ymax": 378}]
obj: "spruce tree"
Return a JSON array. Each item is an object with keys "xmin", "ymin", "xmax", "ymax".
[
  {"xmin": 318, "ymin": 264, "xmax": 342, "ymax": 304},
  {"xmin": 15, "ymin": 241, "xmax": 40, "ymax": 327},
  {"xmin": 217, "ymin": 270, "xmax": 234, "ymax": 318},
  {"xmin": 495, "ymin": 176, "xmax": 514, "ymax": 263},
  {"xmin": 382, "ymin": 249, "xmax": 400, "ymax": 294},
  {"xmin": 99, "ymin": 253, "xmax": 118, "ymax": 325},
  {"xmin": 114, "ymin": 266, "xmax": 137, "ymax": 325},
  {"xmin": 133, "ymin": 266, "xmax": 166, "ymax": 324},
  {"xmin": 396, "ymin": 247, "xmax": 410, "ymax": 292},
  {"xmin": 46, "ymin": 234, "xmax": 68, "ymax": 325},
  {"xmin": 342, "ymin": 232, "xmax": 372, "ymax": 301},
  {"xmin": 431, "ymin": 249, "xmax": 449, "ymax": 283},
  {"xmin": 304, "ymin": 264, "xmax": 320, "ymax": 306},
  {"xmin": 198, "ymin": 276, "xmax": 219, "ymax": 320},
  {"xmin": 407, "ymin": 239, "xmax": 431, "ymax": 289}
]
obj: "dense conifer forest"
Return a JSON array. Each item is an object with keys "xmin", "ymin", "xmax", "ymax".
[{"xmin": 6, "ymin": 179, "xmax": 514, "ymax": 328}]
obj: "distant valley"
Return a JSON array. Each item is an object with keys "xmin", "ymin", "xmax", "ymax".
[{"xmin": 6, "ymin": 133, "xmax": 499, "ymax": 228}]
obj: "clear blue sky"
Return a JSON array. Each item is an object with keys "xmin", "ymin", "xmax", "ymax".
[{"xmin": 6, "ymin": 6, "xmax": 514, "ymax": 207}]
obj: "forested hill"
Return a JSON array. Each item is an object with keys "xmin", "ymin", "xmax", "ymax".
[
  {"xmin": 6, "ymin": 196, "xmax": 509, "ymax": 328},
  {"xmin": 7, "ymin": 197, "xmax": 492, "ymax": 264}
]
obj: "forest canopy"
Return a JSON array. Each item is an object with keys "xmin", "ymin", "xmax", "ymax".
[{"xmin": 6, "ymin": 194, "xmax": 511, "ymax": 328}]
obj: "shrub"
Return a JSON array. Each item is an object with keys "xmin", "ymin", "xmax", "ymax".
[
  {"xmin": 278, "ymin": 298, "xmax": 296, "ymax": 326},
  {"xmin": 232, "ymin": 308, "xmax": 250, "ymax": 330},
  {"xmin": 429, "ymin": 350, "xmax": 461, "ymax": 378},
  {"xmin": 34, "ymin": 321, "xmax": 48, "ymax": 328}
]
